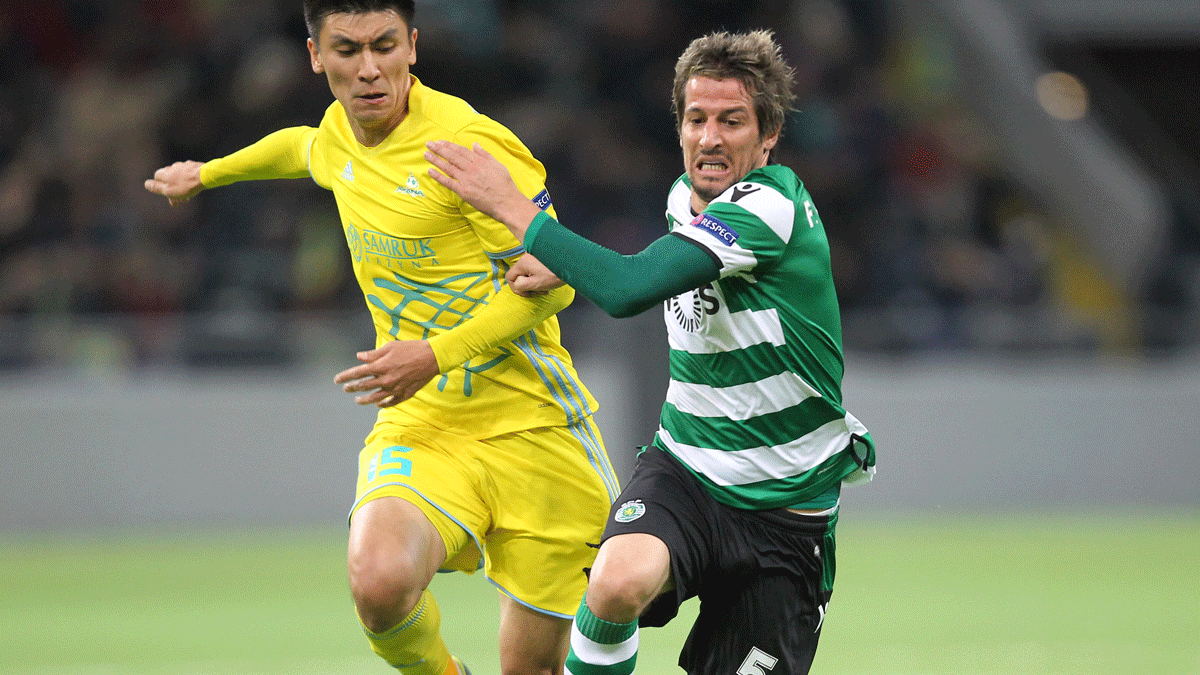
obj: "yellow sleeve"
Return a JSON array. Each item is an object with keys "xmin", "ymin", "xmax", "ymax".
[
  {"xmin": 453, "ymin": 120, "xmax": 556, "ymax": 255},
  {"xmin": 426, "ymin": 283, "xmax": 574, "ymax": 373},
  {"xmin": 199, "ymin": 127, "xmax": 317, "ymax": 188}
]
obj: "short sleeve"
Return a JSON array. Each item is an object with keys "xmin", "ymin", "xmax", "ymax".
[{"xmin": 670, "ymin": 181, "xmax": 795, "ymax": 277}]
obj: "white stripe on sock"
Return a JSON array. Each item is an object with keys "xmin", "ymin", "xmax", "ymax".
[{"xmin": 569, "ymin": 625, "xmax": 639, "ymax": 666}]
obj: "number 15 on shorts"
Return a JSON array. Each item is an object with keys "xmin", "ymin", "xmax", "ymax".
[{"xmin": 367, "ymin": 445, "xmax": 413, "ymax": 481}]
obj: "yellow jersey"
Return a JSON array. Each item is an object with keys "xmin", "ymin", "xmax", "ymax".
[{"xmin": 204, "ymin": 77, "xmax": 597, "ymax": 439}]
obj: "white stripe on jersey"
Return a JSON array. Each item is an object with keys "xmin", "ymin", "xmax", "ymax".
[
  {"xmin": 666, "ymin": 371, "xmax": 822, "ymax": 421},
  {"xmin": 666, "ymin": 178, "xmax": 692, "ymax": 222},
  {"xmin": 657, "ymin": 416, "xmax": 861, "ymax": 486},
  {"xmin": 671, "ymin": 227, "xmax": 759, "ymax": 273},
  {"xmin": 666, "ymin": 306, "xmax": 785, "ymax": 354},
  {"xmin": 710, "ymin": 181, "xmax": 796, "ymax": 243}
]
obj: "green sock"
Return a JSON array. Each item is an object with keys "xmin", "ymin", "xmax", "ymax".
[{"xmin": 564, "ymin": 594, "xmax": 638, "ymax": 675}]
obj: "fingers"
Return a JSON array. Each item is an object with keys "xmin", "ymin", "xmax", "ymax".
[
  {"xmin": 333, "ymin": 366, "xmax": 361, "ymax": 385},
  {"xmin": 427, "ymin": 166, "xmax": 454, "ymax": 191},
  {"xmin": 425, "ymin": 139, "xmax": 472, "ymax": 165},
  {"xmin": 424, "ymin": 150, "xmax": 461, "ymax": 190},
  {"xmin": 509, "ymin": 275, "xmax": 547, "ymax": 296},
  {"xmin": 377, "ymin": 393, "xmax": 405, "ymax": 408},
  {"xmin": 424, "ymin": 140, "xmax": 488, "ymax": 180},
  {"xmin": 334, "ymin": 349, "xmax": 382, "ymax": 384},
  {"xmin": 345, "ymin": 381, "xmax": 416, "ymax": 407},
  {"xmin": 352, "ymin": 389, "xmax": 393, "ymax": 406},
  {"xmin": 144, "ymin": 178, "xmax": 176, "ymax": 199},
  {"xmin": 145, "ymin": 170, "xmax": 187, "ymax": 203},
  {"xmin": 338, "ymin": 373, "xmax": 394, "ymax": 405},
  {"xmin": 506, "ymin": 263, "xmax": 545, "ymax": 295}
]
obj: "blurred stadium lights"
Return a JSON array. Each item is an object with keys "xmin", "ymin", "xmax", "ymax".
[{"xmin": 1035, "ymin": 71, "xmax": 1088, "ymax": 121}]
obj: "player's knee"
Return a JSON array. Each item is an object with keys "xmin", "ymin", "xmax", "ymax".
[
  {"xmin": 585, "ymin": 569, "xmax": 658, "ymax": 624},
  {"xmin": 347, "ymin": 548, "xmax": 426, "ymax": 631}
]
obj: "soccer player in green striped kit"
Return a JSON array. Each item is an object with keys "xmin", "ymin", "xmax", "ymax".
[{"xmin": 428, "ymin": 29, "xmax": 876, "ymax": 675}]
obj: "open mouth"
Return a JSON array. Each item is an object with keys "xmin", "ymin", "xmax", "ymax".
[
  {"xmin": 697, "ymin": 160, "xmax": 728, "ymax": 174},
  {"xmin": 360, "ymin": 93, "xmax": 386, "ymax": 102}
]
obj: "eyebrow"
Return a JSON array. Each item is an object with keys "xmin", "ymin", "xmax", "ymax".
[
  {"xmin": 685, "ymin": 104, "xmax": 751, "ymax": 117},
  {"xmin": 328, "ymin": 29, "xmax": 400, "ymax": 47}
]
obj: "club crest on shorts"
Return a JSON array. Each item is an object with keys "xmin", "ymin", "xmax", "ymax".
[{"xmin": 615, "ymin": 499, "xmax": 646, "ymax": 523}]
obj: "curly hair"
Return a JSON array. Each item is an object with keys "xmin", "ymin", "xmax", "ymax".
[{"xmin": 672, "ymin": 30, "xmax": 797, "ymax": 141}]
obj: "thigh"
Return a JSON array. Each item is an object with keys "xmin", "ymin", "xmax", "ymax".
[
  {"xmin": 600, "ymin": 447, "xmax": 716, "ymax": 628},
  {"xmin": 497, "ymin": 594, "xmax": 573, "ymax": 675},
  {"xmin": 681, "ymin": 572, "xmax": 828, "ymax": 675},
  {"xmin": 679, "ymin": 509, "xmax": 834, "ymax": 675},
  {"xmin": 586, "ymin": 532, "xmax": 673, "ymax": 623},
  {"xmin": 479, "ymin": 420, "xmax": 617, "ymax": 618},
  {"xmin": 350, "ymin": 424, "xmax": 487, "ymax": 573},
  {"xmin": 347, "ymin": 495, "xmax": 446, "ymax": 591}
]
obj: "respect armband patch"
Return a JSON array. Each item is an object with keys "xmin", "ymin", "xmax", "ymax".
[
  {"xmin": 532, "ymin": 189, "xmax": 552, "ymax": 211},
  {"xmin": 690, "ymin": 213, "xmax": 739, "ymax": 246}
]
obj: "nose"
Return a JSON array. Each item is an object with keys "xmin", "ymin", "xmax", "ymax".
[
  {"xmin": 358, "ymin": 51, "xmax": 381, "ymax": 82},
  {"xmin": 699, "ymin": 119, "xmax": 721, "ymax": 149}
]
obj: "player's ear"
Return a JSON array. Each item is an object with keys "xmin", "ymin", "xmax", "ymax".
[
  {"xmin": 761, "ymin": 124, "xmax": 781, "ymax": 153},
  {"xmin": 308, "ymin": 38, "xmax": 324, "ymax": 74},
  {"xmin": 408, "ymin": 28, "xmax": 418, "ymax": 65}
]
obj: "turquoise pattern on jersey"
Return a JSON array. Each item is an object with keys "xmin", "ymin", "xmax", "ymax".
[{"xmin": 367, "ymin": 269, "xmax": 512, "ymax": 397}]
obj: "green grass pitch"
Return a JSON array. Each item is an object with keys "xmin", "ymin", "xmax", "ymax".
[{"xmin": 2, "ymin": 510, "xmax": 1197, "ymax": 674}]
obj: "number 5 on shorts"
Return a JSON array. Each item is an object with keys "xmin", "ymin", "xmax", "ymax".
[{"xmin": 738, "ymin": 647, "xmax": 778, "ymax": 675}]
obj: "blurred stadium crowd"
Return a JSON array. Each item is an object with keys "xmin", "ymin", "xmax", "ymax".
[{"xmin": 1, "ymin": 0, "xmax": 1197, "ymax": 369}]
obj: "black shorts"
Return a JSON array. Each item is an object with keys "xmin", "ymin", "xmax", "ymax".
[{"xmin": 602, "ymin": 446, "xmax": 837, "ymax": 675}]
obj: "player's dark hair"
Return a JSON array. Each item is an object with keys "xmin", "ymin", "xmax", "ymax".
[
  {"xmin": 672, "ymin": 30, "xmax": 796, "ymax": 142},
  {"xmin": 303, "ymin": 0, "xmax": 416, "ymax": 43}
]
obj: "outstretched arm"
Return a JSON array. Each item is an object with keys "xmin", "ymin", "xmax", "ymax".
[
  {"xmin": 144, "ymin": 127, "xmax": 316, "ymax": 204},
  {"xmin": 426, "ymin": 140, "xmax": 721, "ymax": 317}
]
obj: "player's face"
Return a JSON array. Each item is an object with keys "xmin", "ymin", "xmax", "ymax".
[
  {"xmin": 308, "ymin": 10, "xmax": 417, "ymax": 146},
  {"xmin": 679, "ymin": 76, "xmax": 779, "ymax": 212}
]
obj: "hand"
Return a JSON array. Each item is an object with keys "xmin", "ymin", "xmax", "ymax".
[
  {"xmin": 334, "ymin": 340, "xmax": 439, "ymax": 408},
  {"xmin": 506, "ymin": 254, "xmax": 564, "ymax": 296},
  {"xmin": 424, "ymin": 140, "xmax": 542, "ymax": 239},
  {"xmin": 144, "ymin": 160, "xmax": 206, "ymax": 206}
]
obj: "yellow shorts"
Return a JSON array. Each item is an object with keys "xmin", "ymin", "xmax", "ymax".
[{"xmin": 349, "ymin": 417, "xmax": 620, "ymax": 618}]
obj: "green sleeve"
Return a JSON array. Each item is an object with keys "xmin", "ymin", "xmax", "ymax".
[{"xmin": 524, "ymin": 211, "xmax": 721, "ymax": 318}]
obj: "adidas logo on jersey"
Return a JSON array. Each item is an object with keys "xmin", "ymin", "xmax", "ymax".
[
  {"xmin": 341, "ymin": 161, "xmax": 355, "ymax": 181},
  {"xmin": 396, "ymin": 172, "xmax": 426, "ymax": 197}
]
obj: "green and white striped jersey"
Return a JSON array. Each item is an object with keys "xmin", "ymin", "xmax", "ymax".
[{"xmin": 655, "ymin": 164, "xmax": 875, "ymax": 510}]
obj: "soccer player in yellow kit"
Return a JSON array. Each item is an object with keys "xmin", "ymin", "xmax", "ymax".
[{"xmin": 144, "ymin": 3, "xmax": 618, "ymax": 674}]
